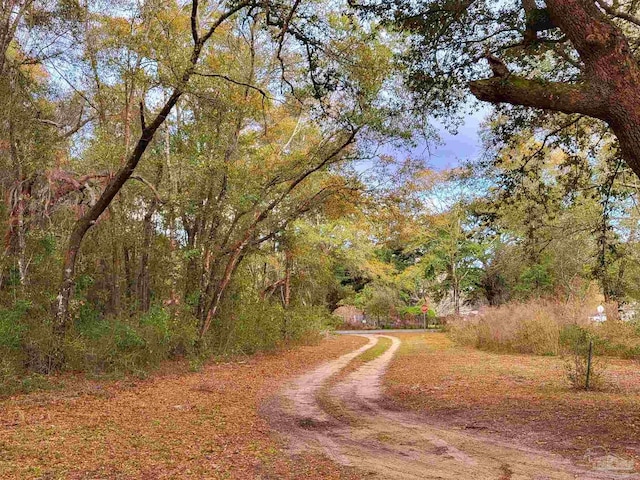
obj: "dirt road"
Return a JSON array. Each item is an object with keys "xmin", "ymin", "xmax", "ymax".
[{"xmin": 268, "ymin": 334, "xmax": 639, "ymax": 480}]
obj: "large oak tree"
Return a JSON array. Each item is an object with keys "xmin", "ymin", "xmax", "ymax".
[{"xmin": 357, "ymin": 0, "xmax": 640, "ymax": 177}]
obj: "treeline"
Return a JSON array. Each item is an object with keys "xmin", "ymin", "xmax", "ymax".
[{"xmin": 343, "ymin": 138, "xmax": 640, "ymax": 321}]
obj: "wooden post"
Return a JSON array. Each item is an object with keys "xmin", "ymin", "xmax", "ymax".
[{"xmin": 585, "ymin": 339, "xmax": 593, "ymax": 390}]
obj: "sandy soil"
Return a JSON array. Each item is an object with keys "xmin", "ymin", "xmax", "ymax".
[{"xmin": 268, "ymin": 334, "xmax": 640, "ymax": 480}]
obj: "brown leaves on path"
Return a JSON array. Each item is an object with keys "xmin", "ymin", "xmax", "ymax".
[{"xmin": 0, "ymin": 335, "xmax": 368, "ymax": 480}]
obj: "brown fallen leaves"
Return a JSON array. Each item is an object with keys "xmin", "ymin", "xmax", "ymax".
[
  {"xmin": 384, "ymin": 333, "xmax": 640, "ymax": 469},
  {"xmin": 0, "ymin": 335, "xmax": 368, "ymax": 480}
]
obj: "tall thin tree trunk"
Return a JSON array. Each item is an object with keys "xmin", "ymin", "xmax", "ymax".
[
  {"xmin": 123, "ymin": 245, "xmax": 134, "ymax": 308},
  {"xmin": 110, "ymin": 238, "xmax": 121, "ymax": 314},
  {"xmin": 283, "ymin": 249, "xmax": 292, "ymax": 308},
  {"xmin": 137, "ymin": 164, "xmax": 163, "ymax": 312},
  {"xmin": 8, "ymin": 118, "xmax": 26, "ymax": 285},
  {"xmin": 199, "ymin": 245, "xmax": 246, "ymax": 339}
]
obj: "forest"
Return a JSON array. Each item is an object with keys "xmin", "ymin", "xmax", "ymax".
[{"xmin": 2, "ymin": 0, "xmax": 640, "ymax": 382}]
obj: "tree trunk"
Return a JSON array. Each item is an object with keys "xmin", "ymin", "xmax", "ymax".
[
  {"xmin": 451, "ymin": 261, "xmax": 460, "ymax": 316},
  {"xmin": 8, "ymin": 118, "xmax": 27, "ymax": 285},
  {"xmin": 55, "ymin": 89, "xmax": 182, "ymax": 332},
  {"xmin": 199, "ymin": 245, "xmax": 246, "ymax": 340},
  {"xmin": 281, "ymin": 249, "xmax": 293, "ymax": 339},
  {"xmin": 123, "ymin": 245, "xmax": 134, "ymax": 307},
  {"xmin": 109, "ymin": 238, "xmax": 121, "ymax": 315},
  {"xmin": 283, "ymin": 249, "xmax": 292, "ymax": 308},
  {"xmin": 138, "ymin": 202, "xmax": 156, "ymax": 312}
]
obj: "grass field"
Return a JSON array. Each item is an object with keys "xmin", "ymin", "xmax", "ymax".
[{"xmin": 384, "ymin": 332, "xmax": 640, "ymax": 468}]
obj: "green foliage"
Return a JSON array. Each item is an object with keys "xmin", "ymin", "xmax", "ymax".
[
  {"xmin": 64, "ymin": 310, "xmax": 200, "ymax": 376},
  {"xmin": 516, "ymin": 261, "xmax": 555, "ymax": 297},
  {"xmin": 400, "ymin": 305, "xmax": 436, "ymax": 319},
  {"xmin": 209, "ymin": 301, "xmax": 333, "ymax": 356},
  {"xmin": 0, "ymin": 303, "xmax": 199, "ymax": 388},
  {"xmin": 0, "ymin": 301, "xmax": 29, "ymax": 349}
]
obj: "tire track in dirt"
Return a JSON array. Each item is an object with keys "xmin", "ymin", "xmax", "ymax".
[{"xmin": 268, "ymin": 334, "xmax": 639, "ymax": 480}]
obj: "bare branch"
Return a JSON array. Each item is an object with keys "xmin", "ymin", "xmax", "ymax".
[
  {"xmin": 129, "ymin": 175, "xmax": 165, "ymax": 204},
  {"xmin": 200, "ymin": 1, "xmax": 252, "ymax": 46},
  {"xmin": 193, "ymin": 71, "xmax": 272, "ymax": 100},
  {"xmin": 139, "ymin": 100, "xmax": 146, "ymax": 130},
  {"xmin": 191, "ymin": 0, "xmax": 200, "ymax": 44}
]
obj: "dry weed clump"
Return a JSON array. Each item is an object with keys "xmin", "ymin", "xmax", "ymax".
[{"xmin": 448, "ymin": 299, "xmax": 595, "ymax": 356}]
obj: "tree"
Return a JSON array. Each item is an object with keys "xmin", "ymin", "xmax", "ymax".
[
  {"xmin": 356, "ymin": 0, "xmax": 640, "ymax": 180},
  {"xmin": 52, "ymin": 1, "xmax": 259, "ymax": 338}
]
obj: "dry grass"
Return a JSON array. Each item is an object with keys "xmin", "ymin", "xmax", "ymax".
[
  {"xmin": 384, "ymin": 333, "xmax": 640, "ymax": 466},
  {"xmin": 447, "ymin": 299, "xmax": 640, "ymax": 361},
  {"xmin": 448, "ymin": 299, "xmax": 595, "ymax": 356},
  {"xmin": 0, "ymin": 335, "xmax": 369, "ymax": 480}
]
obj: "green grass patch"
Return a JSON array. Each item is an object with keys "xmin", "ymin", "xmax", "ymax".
[{"xmin": 359, "ymin": 337, "xmax": 392, "ymax": 362}]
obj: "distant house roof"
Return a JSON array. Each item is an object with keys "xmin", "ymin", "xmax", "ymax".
[{"xmin": 332, "ymin": 305, "xmax": 365, "ymax": 324}]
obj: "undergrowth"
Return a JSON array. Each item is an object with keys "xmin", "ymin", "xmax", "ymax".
[
  {"xmin": 0, "ymin": 298, "xmax": 337, "ymax": 396},
  {"xmin": 447, "ymin": 299, "xmax": 640, "ymax": 360}
]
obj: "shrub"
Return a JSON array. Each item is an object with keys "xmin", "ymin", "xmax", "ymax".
[
  {"xmin": 63, "ymin": 305, "xmax": 199, "ymax": 376},
  {"xmin": 560, "ymin": 325, "xmax": 606, "ymax": 390},
  {"xmin": 0, "ymin": 300, "xmax": 29, "ymax": 350},
  {"xmin": 209, "ymin": 301, "xmax": 332, "ymax": 356}
]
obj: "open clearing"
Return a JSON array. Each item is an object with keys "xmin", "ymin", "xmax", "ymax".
[
  {"xmin": 2, "ymin": 332, "xmax": 639, "ymax": 479},
  {"xmin": 384, "ymin": 333, "xmax": 640, "ymax": 468},
  {"xmin": 268, "ymin": 332, "xmax": 640, "ymax": 479}
]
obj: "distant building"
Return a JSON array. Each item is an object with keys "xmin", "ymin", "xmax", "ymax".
[{"xmin": 332, "ymin": 305, "xmax": 365, "ymax": 327}]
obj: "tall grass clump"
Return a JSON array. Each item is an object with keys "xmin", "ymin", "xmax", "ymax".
[{"xmin": 446, "ymin": 298, "xmax": 640, "ymax": 360}]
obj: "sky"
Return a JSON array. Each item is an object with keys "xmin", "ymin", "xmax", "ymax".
[{"xmin": 408, "ymin": 107, "xmax": 488, "ymax": 171}]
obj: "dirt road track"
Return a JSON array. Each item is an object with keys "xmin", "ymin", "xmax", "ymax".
[{"xmin": 267, "ymin": 334, "xmax": 640, "ymax": 480}]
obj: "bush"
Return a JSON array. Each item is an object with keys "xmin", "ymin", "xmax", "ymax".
[
  {"xmin": 449, "ymin": 300, "xmax": 591, "ymax": 355},
  {"xmin": 0, "ymin": 300, "xmax": 29, "ymax": 350},
  {"xmin": 61, "ymin": 305, "xmax": 198, "ymax": 376},
  {"xmin": 209, "ymin": 301, "xmax": 332, "ymax": 356},
  {"xmin": 560, "ymin": 325, "xmax": 606, "ymax": 390},
  {"xmin": 0, "ymin": 292, "xmax": 332, "ymax": 395}
]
